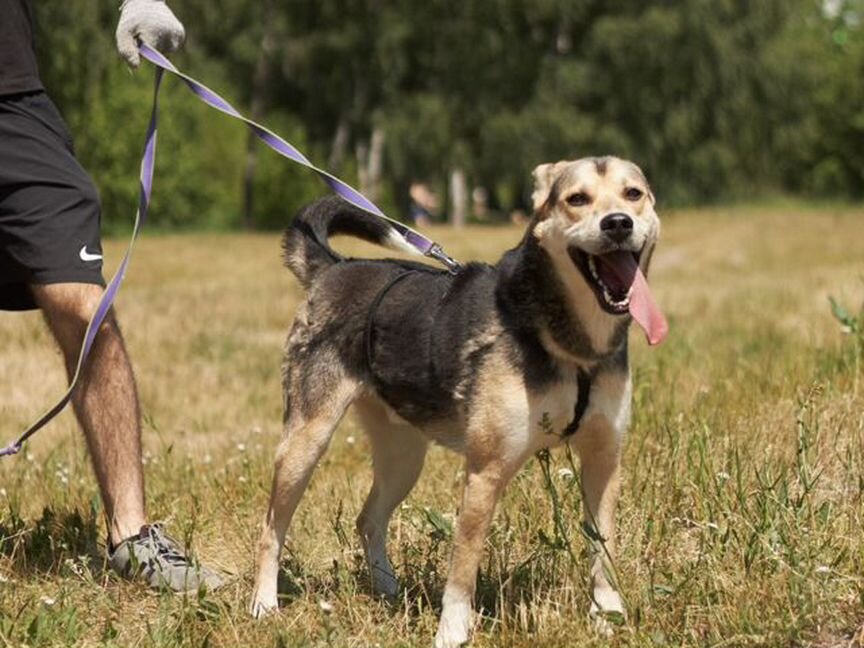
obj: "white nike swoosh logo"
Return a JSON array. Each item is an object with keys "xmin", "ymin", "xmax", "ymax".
[{"xmin": 79, "ymin": 246, "xmax": 103, "ymax": 262}]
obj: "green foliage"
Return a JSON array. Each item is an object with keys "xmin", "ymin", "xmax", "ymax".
[
  {"xmin": 829, "ymin": 294, "xmax": 862, "ymax": 335},
  {"xmin": 828, "ymin": 290, "xmax": 864, "ymax": 394},
  {"xmin": 29, "ymin": 0, "xmax": 864, "ymax": 231}
]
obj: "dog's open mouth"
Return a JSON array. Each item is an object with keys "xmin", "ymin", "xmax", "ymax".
[
  {"xmin": 569, "ymin": 248, "xmax": 639, "ymax": 315},
  {"xmin": 568, "ymin": 246, "xmax": 670, "ymax": 345}
]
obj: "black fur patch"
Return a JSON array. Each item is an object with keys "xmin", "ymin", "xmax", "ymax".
[{"xmin": 284, "ymin": 197, "xmax": 632, "ymax": 430}]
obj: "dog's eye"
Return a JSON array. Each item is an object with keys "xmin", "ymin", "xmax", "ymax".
[
  {"xmin": 566, "ymin": 192, "xmax": 590, "ymax": 207},
  {"xmin": 625, "ymin": 187, "xmax": 644, "ymax": 201}
]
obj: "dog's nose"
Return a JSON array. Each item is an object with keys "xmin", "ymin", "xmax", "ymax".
[{"xmin": 600, "ymin": 213, "xmax": 634, "ymax": 243}]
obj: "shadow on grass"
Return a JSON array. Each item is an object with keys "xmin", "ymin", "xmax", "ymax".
[
  {"xmin": 0, "ymin": 505, "xmax": 103, "ymax": 577},
  {"xmin": 272, "ymin": 547, "xmax": 447, "ymax": 619}
]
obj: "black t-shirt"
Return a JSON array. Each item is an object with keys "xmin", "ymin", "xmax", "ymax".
[{"xmin": 0, "ymin": 0, "xmax": 43, "ymax": 96}]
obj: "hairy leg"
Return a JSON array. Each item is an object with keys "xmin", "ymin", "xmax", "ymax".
[{"xmin": 32, "ymin": 283, "xmax": 145, "ymax": 545}]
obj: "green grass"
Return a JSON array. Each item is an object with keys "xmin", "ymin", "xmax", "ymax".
[{"xmin": 1, "ymin": 206, "xmax": 863, "ymax": 647}]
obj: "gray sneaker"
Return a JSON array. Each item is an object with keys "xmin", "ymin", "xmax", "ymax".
[{"xmin": 108, "ymin": 524, "xmax": 223, "ymax": 592}]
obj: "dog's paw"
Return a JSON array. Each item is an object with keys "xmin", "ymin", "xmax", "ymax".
[
  {"xmin": 434, "ymin": 602, "xmax": 472, "ymax": 648},
  {"xmin": 370, "ymin": 567, "xmax": 399, "ymax": 600},
  {"xmin": 589, "ymin": 587, "xmax": 626, "ymax": 637},
  {"xmin": 249, "ymin": 587, "xmax": 279, "ymax": 619}
]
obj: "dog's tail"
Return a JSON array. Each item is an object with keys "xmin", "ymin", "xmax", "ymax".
[{"xmin": 282, "ymin": 196, "xmax": 421, "ymax": 288}]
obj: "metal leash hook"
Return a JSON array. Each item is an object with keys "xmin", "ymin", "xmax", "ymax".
[
  {"xmin": 426, "ymin": 244, "xmax": 462, "ymax": 274},
  {"xmin": 1, "ymin": 45, "xmax": 461, "ymax": 459}
]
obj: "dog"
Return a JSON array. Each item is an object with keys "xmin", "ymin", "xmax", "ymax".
[{"xmin": 250, "ymin": 156, "xmax": 668, "ymax": 648}]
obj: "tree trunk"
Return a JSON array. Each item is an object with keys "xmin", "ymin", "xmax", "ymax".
[
  {"xmin": 241, "ymin": 0, "xmax": 275, "ymax": 231},
  {"xmin": 449, "ymin": 167, "xmax": 468, "ymax": 228},
  {"xmin": 367, "ymin": 127, "xmax": 385, "ymax": 203},
  {"xmin": 355, "ymin": 127, "xmax": 385, "ymax": 203},
  {"xmin": 356, "ymin": 140, "xmax": 369, "ymax": 197},
  {"xmin": 328, "ymin": 116, "xmax": 350, "ymax": 173}
]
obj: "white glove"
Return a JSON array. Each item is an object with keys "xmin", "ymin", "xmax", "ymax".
[{"xmin": 116, "ymin": 0, "xmax": 186, "ymax": 68}]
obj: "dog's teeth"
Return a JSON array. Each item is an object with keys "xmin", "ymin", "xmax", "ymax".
[
  {"xmin": 589, "ymin": 256, "xmax": 599, "ymax": 280},
  {"xmin": 602, "ymin": 287, "xmax": 630, "ymax": 309}
]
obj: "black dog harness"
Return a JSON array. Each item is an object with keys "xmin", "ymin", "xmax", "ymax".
[
  {"xmin": 563, "ymin": 369, "xmax": 593, "ymax": 437},
  {"xmin": 364, "ymin": 270, "xmax": 418, "ymax": 375},
  {"xmin": 364, "ymin": 269, "xmax": 593, "ymax": 437}
]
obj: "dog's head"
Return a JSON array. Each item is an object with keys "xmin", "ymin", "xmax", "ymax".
[{"xmin": 531, "ymin": 156, "xmax": 659, "ymax": 313}]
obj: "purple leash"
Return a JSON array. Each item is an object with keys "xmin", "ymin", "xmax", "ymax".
[
  {"xmin": 0, "ymin": 44, "xmax": 459, "ymax": 459},
  {"xmin": 138, "ymin": 44, "xmax": 459, "ymax": 270}
]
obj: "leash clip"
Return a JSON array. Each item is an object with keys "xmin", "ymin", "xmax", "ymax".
[{"xmin": 426, "ymin": 244, "xmax": 462, "ymax": 274}]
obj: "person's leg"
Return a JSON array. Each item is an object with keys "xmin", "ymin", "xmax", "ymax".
[
  {"xmin": 31, "ymin": 282, "xmax": 145, "ymax": 545},
  {"xmin": 2, "ymin": 92, "xmax": 220, "ymax": 590},
  {"xmin": 31, "ymin": 281, "xmax": 222, "ymax": 591}
]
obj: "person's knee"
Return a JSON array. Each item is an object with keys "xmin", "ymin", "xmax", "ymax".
[
  {"xmin": 33, "ymin": 283, "xmax": 103, "ymax": 321},
  {"xmin": 32, "ymin": 283, "xmax": 113, "ymax": 351}
]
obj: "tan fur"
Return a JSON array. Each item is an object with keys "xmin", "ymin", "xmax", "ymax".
[{"xmin": 251, "ymin": 157, "xmax": 661, "ymax": 648}]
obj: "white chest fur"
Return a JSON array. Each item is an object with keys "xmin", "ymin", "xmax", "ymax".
[{"xmin": 528, "ymin": 369, "xmax": 632, "ymax": 452}]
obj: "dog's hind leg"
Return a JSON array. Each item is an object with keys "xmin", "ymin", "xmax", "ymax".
[
  {"xmin": 250, "ymin": 354, "xmax": 359, "ymax": 618},
  {"xmin": 354, "ymin": 398, "xmax": 428, "ymax": 598}
]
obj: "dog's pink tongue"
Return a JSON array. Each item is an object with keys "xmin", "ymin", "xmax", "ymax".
[
  {"xmin": 599, "ymin": 251, "xmax": 669, "ymax": 346},
  {"xmin": 629, "ymin": 268, "xmax": 669, "ymax": 345}
]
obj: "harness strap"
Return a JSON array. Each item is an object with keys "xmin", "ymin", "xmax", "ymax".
[
  {"xmin": 364, "ymin": 271, "xmax": 417, "ymax": 378},
  {"xmin": 562, "ymin": 368, "xmax": 592, "ymax": 437}
]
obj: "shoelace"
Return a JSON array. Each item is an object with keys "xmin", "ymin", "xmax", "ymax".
[{"xmin": 141, "ymin": 525, "xmax": 191, "ymax": 566}]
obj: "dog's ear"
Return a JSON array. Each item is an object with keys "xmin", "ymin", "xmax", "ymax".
[{"xmin": 531, "ymin": 162, "xmax": 563, "ymax": 212}]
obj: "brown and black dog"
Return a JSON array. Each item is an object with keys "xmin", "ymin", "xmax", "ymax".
[{"xmin": 250, "ymin": 156, "xmax": 667, "ymax": 647}]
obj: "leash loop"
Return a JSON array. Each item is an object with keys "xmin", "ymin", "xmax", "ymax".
[{"xmin": 2, "ymin": 45, "xmax": 459, "ymax": 459}]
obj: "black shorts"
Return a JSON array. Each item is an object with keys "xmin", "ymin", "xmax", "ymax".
[{"xmin": 0, "ymin": 91, "xmax": 105, "ymax": 311}]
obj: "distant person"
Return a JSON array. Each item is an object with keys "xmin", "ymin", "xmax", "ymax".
[
  {"xmin": 509, "ymin": 209, "xmax": 528, "ymax": 226},
  {"xmin": 408, "ymin": 181, "xmax": 439, "ymax": 227},
  {"xmin": 0, "ymin": 0, "xmax": 220, "ymax": 590},
  {"xmin": 471, "ymin": 186, "xmax": 489, "ymax": 221}
]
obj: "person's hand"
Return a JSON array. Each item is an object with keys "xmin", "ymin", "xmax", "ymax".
[{"xmin": 115, "ymin": 0, "xmax": 185, "ymax": 68}]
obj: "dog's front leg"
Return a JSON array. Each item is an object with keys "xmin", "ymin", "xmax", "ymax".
[
  {"xmin": 573, "ymin": 419, "xmax": 625, "ymax": 622},
  {"xmin": 434, "ymin": 460, "xmax": 514, "ymax": 648}
]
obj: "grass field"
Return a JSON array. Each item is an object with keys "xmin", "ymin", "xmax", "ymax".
[{"xmin": 1, "ymin": 206, "xmax": 863, "ymax": 647}]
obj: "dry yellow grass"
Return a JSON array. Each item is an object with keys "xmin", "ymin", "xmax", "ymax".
[{"xmin": 1, "ymin": 205, "xmax": 863, "ymax": 647}]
